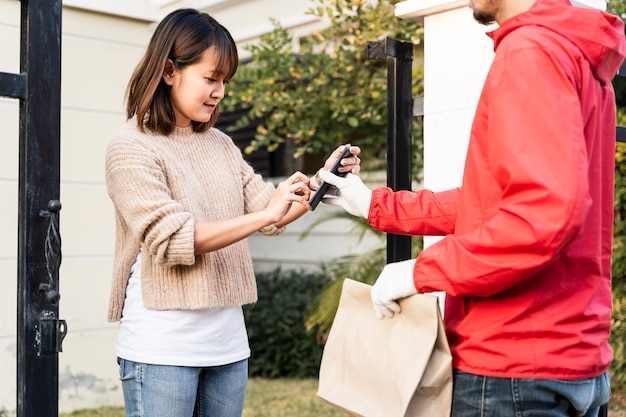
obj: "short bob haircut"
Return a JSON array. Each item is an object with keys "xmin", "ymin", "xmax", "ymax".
[{"xmin": 126, "ymin": 9, "xmax": 238, "ymax": 135}]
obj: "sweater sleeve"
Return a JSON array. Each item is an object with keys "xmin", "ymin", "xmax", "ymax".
[
  {"xmin": 105, "ymin": 135, "xmax": 196, "ymax": 267},
  {"xmin": 232, "ymin": 141, "xmax": 284, "ymax": 236}
]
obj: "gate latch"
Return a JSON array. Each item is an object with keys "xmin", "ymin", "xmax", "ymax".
[{"xmin": 37, "ymin": 313, "xmax": 67, "ymax": 355}]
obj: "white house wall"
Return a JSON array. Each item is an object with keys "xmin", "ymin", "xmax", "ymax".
[
  {"xmin": 0, "ymin": 0, "xmax": 380, "ymax": 414},
  {"xmin": 165, "ymin": 0, "xmax": 329, "ymax": 59},
  {"xmin": 0, "ymin": 3, "xmax": 20, "ymax": 414}
]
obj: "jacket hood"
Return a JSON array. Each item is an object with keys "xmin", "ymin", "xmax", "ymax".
[{"xmin": 489, "ymin": 0, "xmax": 626, "ymax": 83}]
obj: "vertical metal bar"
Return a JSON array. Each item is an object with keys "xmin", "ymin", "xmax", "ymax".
[
  {"xmin": 0, "ymin": 72, "xmax": 25, "ymax": 99},
  {"xmin": 384, "ymin": 37, "xmax": 414, "ymax": 264},
  {"xmin": 17, "ymin": 0, "xmax": 62, "ymax": 416},
  {"xmin": 618, "ymin": 126, "xmax": 626, "ymax": 143}
]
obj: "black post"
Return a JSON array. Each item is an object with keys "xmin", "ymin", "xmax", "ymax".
[
  {"xmin": 368, "ymin": 37, "xmax": 414, "ymax": 264},
  {"xmin": 617, "ymin": 126, "xmax": 626, "ymax": 143},
  {"xmin": 16, "ymin": 0, "xmax": 64, "ymax": 416},
  {"xmin": 616, "ymin": 60, "xmax": 626, "ymax": 144}
]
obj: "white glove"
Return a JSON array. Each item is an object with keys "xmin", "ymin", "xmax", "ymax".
[
  {"xmin": 371, "ymin": 259, "xmax": 418, "ymax": 319},
  {"xmin": 317, "ymin": 170, "xmax": 372, "ymax": 218}
]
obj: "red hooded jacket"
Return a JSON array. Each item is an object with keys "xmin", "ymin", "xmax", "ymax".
[{"xmin": 368, "ymin": 0, "xmax": 626, "ymax": 378}]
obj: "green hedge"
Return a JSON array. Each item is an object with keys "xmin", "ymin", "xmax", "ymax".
[
  {"xmin": 612, "ymin": 141, "xmax": 626, "ymax": 391},
  {"xmin": 244, "ymin": 268, "xmax": 330, "ymax": 378}
]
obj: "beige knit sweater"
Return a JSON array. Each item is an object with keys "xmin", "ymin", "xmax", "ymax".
[{"xmin": 105, "ymin": 119, "xmax": 282, "ymax": 322}]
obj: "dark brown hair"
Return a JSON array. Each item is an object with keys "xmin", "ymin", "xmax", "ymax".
[{"xmin": 126, "ymin": 9, "xmax": 238, "ymax": 135}]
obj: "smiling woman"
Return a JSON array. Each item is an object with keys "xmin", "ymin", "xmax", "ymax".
[
  {"xmin": 104, "ymin": 8, "xmax": 360, "ymax": 417},
  {"xmin": 162, "ymin": 47, "xmax": 229, "ymax": 128},
  {"xmin": 125, "ymin": 9, "xmax": 239, "ymax": 135}
]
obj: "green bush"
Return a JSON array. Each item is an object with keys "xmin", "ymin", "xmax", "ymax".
[
  {"xmin": 244, "ymin": 268, "xmax": 330, "ymax": 378},
  {"xmin": 612, "ymin": 141, "xmax": 626, "ymax": 391}
]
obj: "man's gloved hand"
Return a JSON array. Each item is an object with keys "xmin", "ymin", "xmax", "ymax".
[
  {"xmin": 317, "ymin": 170, "xmax": 372, "ymax": 218},
  {"xmin": 371, "ymin": 259, "xmax": 418, "ymax": 319}
]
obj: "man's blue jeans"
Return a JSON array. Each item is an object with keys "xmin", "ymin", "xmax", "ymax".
[
  {"xmin": 451, "ymin": 370, "xmax": 611, "ymax": 417},
  {"xmin": 117, "ymin": 358, "xmax": 248, "ymax": 417}
]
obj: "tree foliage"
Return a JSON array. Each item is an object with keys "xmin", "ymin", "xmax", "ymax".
[
  {"xmin": 614, "ymin": 140, "xmax": 626, "ymax": 390},
  {"xmin": 608, "ymin": 0, "xmax": 626, "ymax": 392},
  {"xmin": 222, "ymin": 0, "xmax": 424, "ymax": 163}
]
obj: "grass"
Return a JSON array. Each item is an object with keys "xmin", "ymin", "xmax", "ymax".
[
  {"xmin": 612, "ymin": 390, "xmax": 626, "ymax": 417},
  {"xmin": 60, "ymin": 409, "xmax": 123, "ymax": 417},
  {"xmin": 59, "ymin": 378, "xmax": 343, "ymax": 417},
  {"xmin": 59, "ymin": 378, "xmax": 626, "ymax": 417},
  {"xmin": 242, "ymin": 378, "xmax": 344, "ymax": 417}
]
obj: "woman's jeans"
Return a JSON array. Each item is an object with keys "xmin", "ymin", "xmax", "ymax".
[
  {"xmin": 118, "ymin": 358, "xmax": 248, "ymax": 417},
  {"xmin": 451, "ymin": 370, "xmax": 611, "ymax": 417}
]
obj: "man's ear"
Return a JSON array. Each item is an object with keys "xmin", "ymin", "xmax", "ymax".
[{"xmin": 162, "ymin": 59, "xmax": 175, "ymax": 85}]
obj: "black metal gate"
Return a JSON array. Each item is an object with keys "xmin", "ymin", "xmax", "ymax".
[
  {"xmin": 0, "ymin": 0, "xmax": 65, "ymax": 416},
  {"xmin": 368, "ymin": 37, "xmax": 414, "ymax": 264}
]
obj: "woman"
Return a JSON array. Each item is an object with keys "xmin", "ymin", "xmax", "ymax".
[{"xmin": 105, "ymin": 8, "xmax": 360, "ymax": 417}]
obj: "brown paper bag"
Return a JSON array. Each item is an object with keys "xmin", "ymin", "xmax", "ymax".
[{"xmin": 317, "ymin": 278, "xmax": 452, "ymax": 417}]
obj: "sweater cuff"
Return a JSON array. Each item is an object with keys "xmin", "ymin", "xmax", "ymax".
[
  {"xmin": 259, "ymin": 223, "xmax": 285, "ymax": 236},
  {"xmin": 159, "ymin": 217, "xmax": 196, "ymax": 266}
]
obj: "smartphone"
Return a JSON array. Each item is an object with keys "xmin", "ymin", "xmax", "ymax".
[{"xmin": 309, "ymin": 146, "xmax": 353, "ymax": 211}]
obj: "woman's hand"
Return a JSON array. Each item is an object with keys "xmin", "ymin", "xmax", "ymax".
[
  {"xmin": 194, "ymin": 172, "xmax": 310, "ymax": 254},
  {"xmin": 263, "ymin": 171, "xmax": 311, "ymax": 224},
  {"xmin": 311, "ymin": 144, "xmax": 361, "ymax": 190},
  {"xmin": 324, "ymin": 144, "xmax": 361, "ymax": 174}
]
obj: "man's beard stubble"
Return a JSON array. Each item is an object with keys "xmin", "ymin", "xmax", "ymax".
[{"xmin": 473, "ymin": 9, "xmax": 496, "ymax": 25}]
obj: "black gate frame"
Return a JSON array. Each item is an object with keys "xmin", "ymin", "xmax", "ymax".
[
  {"xmin": 368, "ymin": 37, "xmax": 414, "ymax": 264},
  {"xmin": 0, "ymin": 0, "xmax": 65, "ymax": 416}
]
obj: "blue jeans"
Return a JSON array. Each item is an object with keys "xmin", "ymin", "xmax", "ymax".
[
  {"xmin": 451, "ymin": 370, "xmax": 610, "ymax": 417},
  {"xmin": 117, "ymin": 358, "xmax": 248, "ymax": 417}
]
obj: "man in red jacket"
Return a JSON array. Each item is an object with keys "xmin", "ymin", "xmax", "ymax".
[{"xmin": 318, "ymin": 0, "xmax": 626, "ymax": 415}]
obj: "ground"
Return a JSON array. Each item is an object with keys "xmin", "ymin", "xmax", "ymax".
[{"xmin": 611, "ymin": 390, "xmax": 626, "ymax": 416}]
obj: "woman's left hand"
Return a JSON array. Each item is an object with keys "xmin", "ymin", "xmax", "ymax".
[{"xmin": 311, "ymin": 144, "xmax": 361, "ymax": 190}]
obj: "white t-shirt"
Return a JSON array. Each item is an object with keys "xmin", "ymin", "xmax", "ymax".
[{"xmin": 115, "ymin": 251, "xmax": 251, "ymax": 366}]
